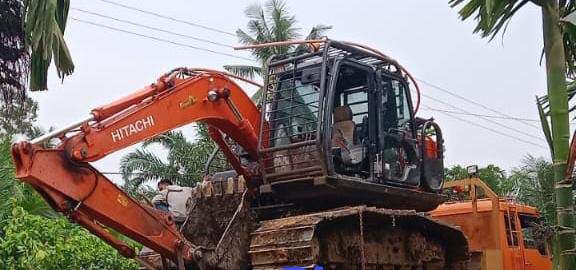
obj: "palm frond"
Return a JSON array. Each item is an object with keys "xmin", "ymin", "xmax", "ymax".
[
  {"xmin": 296, "ymin": 24, "xmax": 332, "ymax": 51},
  {"xmin": 233, "ymin": 0, "xmax": 330, "ymax": 65},
  {"xmin": 142, "ymin": 131, "xmax": 179, "ymax": 149},
  {"xmin": 120, "ymin": 149, "xmax": 177, "ymax": 187},
  {"xmin": 450, "ymin": 0, "xmax": 530, "ymax": 41},
  {"xmin": 536, "ymin": 80, "xmax": 576, "ymax": 115},
  {"xmin": 266, "ymin": 0, "xmax": 299, "ymax": 55},
  {"xmin": 24, "ymin": 0, "xmax": 74, "ymax": 91},
  {"xmin": 537, "ymin": 97, "xmax": 554, "ymax": 158},
  {"xmin": 235, "ymin": 29, "xmax": 270, "ymax": 64},
  {"xmin": 245, "ymin": 3, "xmax": 273, "ymax": 43},
  {"xmin": 561, "ymin": 20, "xmax": 576, "ymax": 78},
  {"xmin": 223, "ymin": 65, "xmax": 262, "ymax": 80},
  {"xmin": 304, "ymin": 25, "xmax": 332, "ymax": 40},
  {"xmin": 121, "ymin": 126, "xmax": 216, "ymax": 188}
]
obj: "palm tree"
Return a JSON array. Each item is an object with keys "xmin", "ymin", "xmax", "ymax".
[
  {"xmin": 449, "ymin": 1, "xmax": 576, "ymax": 268},
  {"xmin": 121, "ymin": 0, "xmax": 330, "ymax": 191},
  {"xmin": 508, "ymin": 155, "xmax": 558, "ymax": 264},
  {"xmin": 120, "ymin": 125, "xmax": 216, "ymax": 190},
  {"xmin": 509, "ymin": 156, "xmax": 556, "ymax": 224},
  {"xmin": 224, "ymin": 0, "xmax": 330, "ymax": 101}
]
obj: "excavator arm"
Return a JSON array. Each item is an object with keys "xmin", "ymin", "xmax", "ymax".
[{"xmin": 10, "ymin": 68, "xmax": 266, "ymax": 265}]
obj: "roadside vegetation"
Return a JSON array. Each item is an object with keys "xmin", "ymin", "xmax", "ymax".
[{"xmin": 449, "ymin": 1, "xmax": 576, "ymax": 268}]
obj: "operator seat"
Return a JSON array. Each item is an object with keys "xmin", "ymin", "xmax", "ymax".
[
  {"xmin": 332, "ymin": 106, "xmax": 363, "ymax": 165},
  {"xmin": 332, "ymin": 106, "xmax": 355, "ymax": 147}
]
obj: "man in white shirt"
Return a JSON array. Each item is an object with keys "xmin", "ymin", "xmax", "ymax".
[{"xmin": 151, "ymin": 179, "xmax": 193, "ymax": 225}]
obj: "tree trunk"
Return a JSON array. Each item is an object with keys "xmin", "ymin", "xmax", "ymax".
[{"xmin": 541, "ymin": 1, "xmax": 575, "ymax": 269}]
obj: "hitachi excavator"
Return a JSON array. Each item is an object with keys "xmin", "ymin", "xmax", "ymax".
[{"xmin": 11, "ymin": 40, "xmax": 469, "ymax": 269}]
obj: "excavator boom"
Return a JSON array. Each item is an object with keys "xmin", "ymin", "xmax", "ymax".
[{"xmin": 11, "ymin": 68, "xmax": 264, "ymax": 264}]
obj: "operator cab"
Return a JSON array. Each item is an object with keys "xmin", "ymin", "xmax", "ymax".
[{"xmin": 257, "ymin": 41, "xmax": 445, "ymax": 211}]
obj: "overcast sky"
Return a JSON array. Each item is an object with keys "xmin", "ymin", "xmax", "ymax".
[{"xmin": 32, "ymin": 0, "xmax": 550, "ymax": 183}]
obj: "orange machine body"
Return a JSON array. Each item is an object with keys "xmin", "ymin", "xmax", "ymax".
[
  {"xmin": 11, "ymin": 68, "xmax": 265, "ymax": 264},
  {"xmin": 429, "ymin": 178, "xmax": 552, "ymax": 270}
]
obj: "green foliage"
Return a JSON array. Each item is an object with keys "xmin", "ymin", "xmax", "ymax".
[
  {"xmin": 0, "ymin": 137, "xmax": 54, "ymax": 224},
  {"xmin": 450, "ymin": 2, "xmax": 576, "ymax": 267},
  {"xmin": 444, "ymin": 164, "xmax": 511, "ymax": 195},
  {"xmin": 121, "ymin": 125, "xmax": 216, "ymax": 189},
  {"xmin": 1, "ymin": 134, "xmax": 137, "ymax": 268},
  {"xmin": 23, "ymin": 0, "xmax": 74, "ymax": 91},
  {"xmin": 0, "ymin": 206, "xmax": 137, "ymax": 270},
  {"xmin": 0, "ymin": 96, "xmax": 38, "ymax": 136},
  {"xmin": 508, "ymin": 156, "xmax": 556, "ymax": 225},
  {"xmin": 450, "ymin": 0, "xmax": 576, "ymax": 77},
  {"xmin": 445, "ymin": 158, "xmax": 556, "ymax": 226},
  {"xmin": 449, "ymin": 0, "xmax": 530, "ymax": 40},
  {"xmin": 224, "ymin": 0, "xmax": 331, "ymax": 88}
]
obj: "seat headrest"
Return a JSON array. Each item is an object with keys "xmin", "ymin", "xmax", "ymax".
[{"xmin": 334, "ymin": 106, "xmax": 353, "ymax": 122}]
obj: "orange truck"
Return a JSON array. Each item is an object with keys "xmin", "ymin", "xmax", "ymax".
[{"xmin": 430, "ymin": 172, "xmax": 552, "ymax": 270}]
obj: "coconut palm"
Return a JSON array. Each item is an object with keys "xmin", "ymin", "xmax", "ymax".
[
  {"xmin": 508, "ymin": 156, "xmax": 556, "ymax": 224},
  {"xmin": 224, "ymin": 0, "xmax": 330, "ymax": 100},
  {"xmin": 121, "ymin": 0, "xmax": 330, "ymax": 191},
  {"xmin": 120, "ymin": 125, "xmax": 217, "ymax": 191},
  {"xmin": 449, "ymin": 1, "xmax": 576, "ymax": 268},
  {"xmin": 508, "ymin": 155, "xmax": 558, "ymax": 262}
]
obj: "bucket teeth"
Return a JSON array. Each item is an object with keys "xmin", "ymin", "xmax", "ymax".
[
  {"xmin": 238, "ymin": 175, "xmax": 246, "ymax": 193},
  {"xmin": 225, "ymin": 177, "xmax": 235, "ymax": 195},
  {"xmin": 202, "ymin": 181, "xmax": 212, "ymax": 197},
  {"xmin": 196, "ymin": 175, "xmax": 246, "ymax": 198}
]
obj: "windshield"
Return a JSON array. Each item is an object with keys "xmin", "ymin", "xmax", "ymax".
[{"xmin": 270, "ymin": 77, "xmax": 320, "ymax": 146}]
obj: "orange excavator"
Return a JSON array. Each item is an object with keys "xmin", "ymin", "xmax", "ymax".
[{"xmin": 11, "ymin": 40, "xmax": 469, "ymax": 269}]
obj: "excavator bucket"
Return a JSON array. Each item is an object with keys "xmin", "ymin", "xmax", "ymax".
[{"xmin": 182, "ymin": 174, "xmax": 258, "ymax": 270}]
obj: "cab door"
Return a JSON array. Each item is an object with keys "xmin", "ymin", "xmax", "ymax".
[
  {"xmin": 375, "ymin": 71, "xmax": 420, "ymax": 185},
  {"xmin": 328, "ymin": 59, "xmax": 377, "ymax": 179},
  {"xmin": 517, "ymin": 214, "xmax": 553, "ymax": 270}
]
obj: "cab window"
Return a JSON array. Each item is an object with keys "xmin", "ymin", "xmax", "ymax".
[
  {"xmin": 519, "ymin": 214, "xmax": 548, "ymax": 256},
  {"xmin": 380, "ymin": 78, "xmax": 412, "ymax": 131}
]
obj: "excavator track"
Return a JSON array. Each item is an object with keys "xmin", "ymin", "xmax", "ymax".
[
  {"xmin": 250, "ymin": 206, "xmax": 469, "ymax": 270},
  {"xmin": 181, "ymin": 176, "xmax": 469, "ymax": 270}
]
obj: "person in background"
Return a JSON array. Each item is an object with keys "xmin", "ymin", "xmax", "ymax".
[
  {"xmin": 151, "ymin": 179, "xmax": 193, "ymax": 227},
  {"xmin": 151, "ymin": 180, "xmax": 170, "ymax": 212},
  {"xmin": 141, "ymin": 179, "xmax": 192, "ymax": 258}
]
